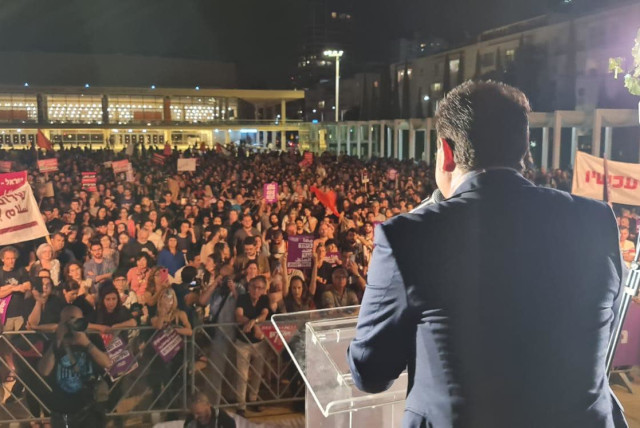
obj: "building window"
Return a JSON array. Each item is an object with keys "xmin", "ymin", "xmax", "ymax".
[
  {"xmin": 0, "ymin": 95, "xmax": 37, "ymax": 123},
  {"xmin": 449, "ymin": 59, "xmax": 460, "ymax": 73},
  {"xmin": 481, "ymin": 52, "xmax": 495, "ymax": 67},
  {"xmin": 47, "ymin": 95, "xmax": 103, "ymax": 124},
  {"xmin": 108, "ymin": 96, "xmax": 163, "ymax": 125},
  {"xmin": 505, "ymin": 49, "xmax": 516, "ymax": 63},
  {"xmin": 373, "ymin": 81, "xmax": 379, "ymax": 88},
  {"xmin": 318, "ymin": 101, "xmax": 325, "ymax": 108},
  {"xmin": 331, "ymin": 11, "xmax": 337, "ymax": 18},
  {"xmin": 397, "ymin": 69, "xmax": 412, "ymax": 81},
  {"xmin": 431, "ymin": 82, "xmax": 442, "ymax": 93}
]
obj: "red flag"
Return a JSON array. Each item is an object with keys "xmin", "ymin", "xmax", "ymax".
[
  {"xmin": 152, "ymin": 153, "xmax": 165, "ymax": 165},
  {"xmin": 163, "ymin": 143, "xmax": 172, "ymax": 156},
  {"xmin": 603, "ymin": 155, "xmax": 612, "ymax": 204},
  {"xmin": 36, "ymin": 130, "xmax": 53, "ymax": 151},
  {"xmin": 310, "ymin": 186, "xmax": 340, "ymax": 217}
]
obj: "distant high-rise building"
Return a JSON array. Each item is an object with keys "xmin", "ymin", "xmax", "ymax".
[{"xmin": 292, "ymin": 0, "xmax": 355, "ymax": 90}]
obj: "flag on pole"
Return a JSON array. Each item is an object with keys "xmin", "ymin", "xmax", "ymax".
[
  {"xmin": 36, "ymin": 130, "xmax": 53, "ymax": 151},
  {"xmin": 603, "ymin": 155, "xmax": 612, "ymax": 205},
  {"xmin": 310, "ymin": 186, "xmax": 340, "ymax": 217}
]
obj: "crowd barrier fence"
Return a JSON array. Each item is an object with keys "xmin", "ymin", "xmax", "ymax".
[{"xmin": 0, "ymin": 323, "xmax": 304, "ymax": 425}]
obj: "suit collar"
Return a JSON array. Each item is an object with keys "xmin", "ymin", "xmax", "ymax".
[{"xmin": 448, "ymin": 168, "xmax": 533, "ymax": 199}]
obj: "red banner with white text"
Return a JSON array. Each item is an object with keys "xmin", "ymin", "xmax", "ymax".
[
  {"xmin": 0, "ymin": 171, "xmax": 49, "ymax": 244},
  {"xmin": 572, "ymin": 151, "xmax": 640, "ymax": 206}
]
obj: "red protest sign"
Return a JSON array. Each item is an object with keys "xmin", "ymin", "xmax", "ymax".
[
  {"xmin": 259, "ymin": 324, "xmax": 298, "ymax": 353},
  {"xmin": 37, "ymin": 158, "xmax": 58, "ymax": 173},
  {"xmin": 81, "ymin": 172, "xmax": 97, "ymax": 192}
]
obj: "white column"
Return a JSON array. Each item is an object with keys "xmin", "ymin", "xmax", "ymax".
[
  {"xmin": 280, "ymin": 130, "xmax": 286, "ymax": 151},
  {"xmin": 592, "ymin": 110, "xmax": 602, "ymax": 156},
  {"xmin": 346, "ymin": 124, "xmax": 351, "ymax": 156},
  {"xmin": 552, "ymin": 112, "xmax": 562, "ymax": 170},
  {"xmin": 604, "ymin": 126, "xmax": 613, "ymax": 159},
  {"xmin": 336, "ymin": 125, "xmax": 341, "ymax": 155},
  {"xmin": 397, "ymin": 127, "xmax": 403, "ymax": 160},
  {"xmin": 541, "ymin": 127, "xmax": 550, "ymax": 171},
  {"xmin": 570, "ymin": 127, "xmax": 578, "ymax": 166},
  {"xmin": 409, "ymin": 123, "xmax": 416, "ymax": 160},
  {"xmin": 393, "ymin": 126, "xmax": 399, "ymax": 159},
  {"xmin": 357, "ymin": 125, "xmax": 362, "ymax": 158},
  {"xmin": 387, "ymin": 125, "xmax": 392, "ymax": 157},
  {"xmin": 425, "ymin": 119, "xmax": 433, "ymax": 166},
  {"xmin": 368, "ymin": 123, "xmax": 374, "ymax": 158},
  {"xmin": 256, "ymin": 130, "xmax": 261, "ymax": 146}
]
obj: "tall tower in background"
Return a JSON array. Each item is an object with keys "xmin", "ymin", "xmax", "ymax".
[{"xmin": 292, "ymin": 0, "xmax": 354, "ymax": 90}]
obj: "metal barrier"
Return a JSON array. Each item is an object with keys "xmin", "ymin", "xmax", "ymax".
[{"xmin": 0, "ymin": 323, "xmax": 303, "ymax": 425}]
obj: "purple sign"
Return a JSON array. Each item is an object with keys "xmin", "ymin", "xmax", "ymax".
[
  {"xmin": 612, "ymin": 303, "xmax": 640, "ymax": 367},
  {"xmin": 324, "ymin": 252, "xmax": 341, "ymax": 266},
  {"xmin": 152, "ymin": 327, "xmax": 184, "ymax": 363},
  {"xmin": 287, "ymin": 235, "xmax": 314, "ymax": 269},
  {"xmin": 263, "ymin": 182, "xmax": 279, "ymax": 204},
  {"xmin": 106, "ymin": 337, "xmax": 138, "ymax": 380}
]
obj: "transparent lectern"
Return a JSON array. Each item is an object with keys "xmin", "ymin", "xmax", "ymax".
[{"xmin": 272, "ymin": 307, "xmax": 407, "ymax": 427}]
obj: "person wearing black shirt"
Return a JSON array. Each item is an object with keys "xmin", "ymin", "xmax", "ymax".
[
  {"xmin": 184, "ymin": 393, "xmax": 236, "ymax": 428},
  {"xmin": 0, "ymin": 247, "xmax": 31, "ymax": 331},
  {"xmin": 88, "ymin": 283, "xmax": 136, "ymax": 335},
  {"xmin": 234, "ymin": 276, "xmax": 269, "ymax": 415},
  {"xmin": 37, "ymin": 305, "xmax": 111, "ymax": 428},
  {"xmin": 26, "ymin": 275, "xmax": 65, "ymax": 332}
]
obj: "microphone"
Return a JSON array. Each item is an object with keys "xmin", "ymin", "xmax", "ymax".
[
  {"xmin": 429, "ymin": 189, "xmax": 444, "ymax": 204},
  {"xmin": 412, "ymin": 189, "xmax": 444, "ymax": 212}
]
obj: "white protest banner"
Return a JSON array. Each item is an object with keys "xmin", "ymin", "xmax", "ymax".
[
  {"xmin": 177, "ymin": 158, "xmax": 197, "ymax": 172},
  {"xmin": 572, "ymin": 151, "xmax": 640, "ymax": 206},
  {"xmin": 0, "ymin": 171, "xmax": 49, "ymax": 245}
]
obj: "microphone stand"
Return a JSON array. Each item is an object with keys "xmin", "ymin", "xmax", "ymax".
[{"xmin": 605, "ymin": 232, "xmax": 640, "ymax": 374}]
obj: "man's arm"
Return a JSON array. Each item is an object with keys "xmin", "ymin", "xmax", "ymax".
[{"xmin": 347, "ymin": 226, "xmax": 415, "ymax": 393}]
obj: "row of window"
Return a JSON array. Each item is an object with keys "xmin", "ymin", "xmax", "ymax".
[{"xmin": 0, "ymin": 95, "xmax": 238, "ymax": 124}]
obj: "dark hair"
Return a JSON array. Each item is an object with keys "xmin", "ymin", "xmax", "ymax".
[
  {"xmin": 89, "ymin": 239, "xmax": 103, "ymax": 249},
  {"xmin": 96, "ymin": 282, "xmax": 124, "ymax": 324},
  {"xmin": 62, "ymin": 280, "xmax": 81, "ymax": 293},
  {"xmin": 435, "ymin": 80, "xmax": 531, "ymax": 172},
  {"xmin": 243, "ymin": 236, "xmax": 257, "ymax": 247},
  {"xmin": 250, "ymin": 275, "xmax": 267, "ymax": 288},
  {"xmin": 180, "ymin": 266, "xmax": 198, "ymax": 284},
  {"xmin": 186, "ymin": 249, "xmax": 199, "ymax": 263}
]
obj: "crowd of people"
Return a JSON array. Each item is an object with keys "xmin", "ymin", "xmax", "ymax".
[{"xmin": 0, "ymin": 143, "xmax": 632, "ymax": 426}]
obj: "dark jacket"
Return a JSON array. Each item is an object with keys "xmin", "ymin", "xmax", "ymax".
[{"xmin": 348, "ymin": 169, "xmax": 627, "ymax": 428}]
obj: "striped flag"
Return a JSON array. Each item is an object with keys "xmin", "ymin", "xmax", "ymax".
[{"xmin": 152, "ymin": 153, "xmax": 165, "ymax": 165}]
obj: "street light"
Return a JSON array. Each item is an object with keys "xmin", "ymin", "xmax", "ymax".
[{"xmin": 324, "ymin": 49, "xmax": 344, "ymax": 122}]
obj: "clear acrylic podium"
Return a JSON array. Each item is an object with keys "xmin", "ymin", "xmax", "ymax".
[{"xmin": 272, "ymin": 307, "xmax": 407, "ymax": 427}]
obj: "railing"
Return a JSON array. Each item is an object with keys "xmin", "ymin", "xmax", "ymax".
[{"xmin": 0, "ymin": 323, "xmax": 303, "ymax": 425}]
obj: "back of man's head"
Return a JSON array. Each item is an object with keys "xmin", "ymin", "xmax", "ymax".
[
  {"xmin": 181, "ymin": 266, "xmax": 198, "ymax": 284},
  {"xmin": 435, "ymin": 80, "xmax": 531, "ymax": 172}
]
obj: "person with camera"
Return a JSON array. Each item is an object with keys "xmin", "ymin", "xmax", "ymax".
[
  {"xmin": 199, "ymin": 257, "xmax": 244, "ymax": 405},
  {"xmin": 37, "ymin": 305, "xmax": 111, "ymax": 428}
]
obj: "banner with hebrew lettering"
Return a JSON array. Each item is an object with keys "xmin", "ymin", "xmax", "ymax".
[
  {"xmin": 0, "ymin": 171, "xmax": 49, "ymax": 245},
  {"xmin": 572, "ymin": 151, "xmax": 640, "ymax": 206}
]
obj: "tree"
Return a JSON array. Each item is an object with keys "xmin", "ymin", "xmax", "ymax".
[
  {"xmin": 610, "ymin": 28, "xmax": 640, "ymax": 95},
  {"xmin": 378, "ymin": 65, "xmax": 392, "ymax": 119},
  {"xmin": 474, "ymin": 50, "xmax": 482, "ymax": 79},
  {"xmin": 415, "ymin": 86, "xmax": 424, "ymax": 118},
  {"xmin": 457, "ymin": 54, "xmax": 465, "ymax": 85},
  {"xmin": 360, "ymin": 74, "xmax": 369, "ymax": 121},
  {"xmin": 391, "ymin": 64, "xmax": 400, "ymax": 118},
  {"xmin": 402, "ymin": 62, "xmax": 411, "ymax": 118},
  {"xmin": 443, "ymin": 53, "xmax": 451, "ymax": 93}
]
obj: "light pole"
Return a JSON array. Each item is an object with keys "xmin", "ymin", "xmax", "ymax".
[{"xmin": 324, "ymin": 49, "xmax": 343, "ymax": 122}]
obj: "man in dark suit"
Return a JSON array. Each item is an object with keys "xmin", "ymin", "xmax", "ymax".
[{"xmin": 348, "ymin": 81, "xmax": 627, "ymax": 427}]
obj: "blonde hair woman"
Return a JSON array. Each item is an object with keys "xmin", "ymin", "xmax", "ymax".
[{"xmin": 151, "ymin": 288, "xmax": 192, "ymax": 337}]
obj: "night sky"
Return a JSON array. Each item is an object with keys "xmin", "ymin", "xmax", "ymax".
[{"xmin": 0, "ymin": 0, "xmax": 553, "ymax": 87}]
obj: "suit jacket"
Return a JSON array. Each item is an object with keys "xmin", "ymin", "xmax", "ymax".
[{"xmin": 348, "ymin": 169, "xmax": 627, "ymax": 428}]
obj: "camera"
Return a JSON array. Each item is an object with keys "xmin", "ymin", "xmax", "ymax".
[
  {"xmin": 188, "ymin": 278, "xmax": 202, "ymax": 291},
  {"xmin": 65, "ymin": 317, "xmax": 88, "ymax": 337}
]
